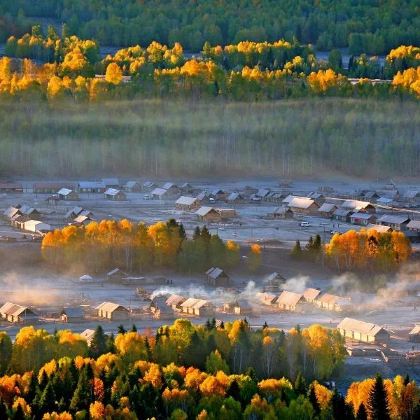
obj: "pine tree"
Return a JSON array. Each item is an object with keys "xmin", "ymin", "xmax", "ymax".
[
  {"xmin": 294, "ymin": 372, "xmax": 307, "ymax": 395},
  {"xmin": 0, "ymin": 399, "xmax": 8, "ymax": 420},
  {"xmin": 131, "ymin": 324, "xmax": 137, "ymax": 332},
  {"xmin": 332, "ymin": 390, "xmax": 353, "ymax": 420},
  {"xmin": 118, "ymin": 325, "xmax": 126, "ymax": 334},
  {"xmin": 70, "ymin": 367, "xmax": 92, "ymax": 412},
  {"xmin": 90, "ymin": 325, "xmax": 107, "ymax": 358},
  {"xmin": 356, "ymin": 403, "xmax": 368, "ymax": 420},
  {"xmin": 193, "ymin": 226, "xmax": 201, "ymax": 240},
  {"xmin": 291, "ymin": 240, "xmax": 302, "ymax": 258},
  {"xmin": 262, "ymin": 321, "xmax": 268, "ymax": 330},
  {"xmin": 368, "ymin": 375, "xmax": 390, "ymax": 420},
  {"xmin": 145, "ymin": 336, "xmax": 152, "ymax": 361},
  {"xmin": 106, "ymin": 333, "xmax": 116, "ymax": 353},
  {"xmin": 39, "ymin": 380, "xmax": 57, "ymax": 414},
  {"xmin": 11, "ymin": 404, "xmax": 24, "ymax": 420},
  {"xmin": 201, "ymin": 226, "xmax": 211, "ymax": 242}
]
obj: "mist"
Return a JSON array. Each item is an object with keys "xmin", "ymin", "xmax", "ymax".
[{"xmin": 0, "ymin": 98, "xmax": 418, "ymax": 179}]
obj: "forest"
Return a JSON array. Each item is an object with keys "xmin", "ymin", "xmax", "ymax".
[
  {"xmin": 0, "ymin": 98, "xmax": 418, "ymax": 178},
  {"xmin": 0, "ymin": 0, "xmax": 419, "ymax": 54},
  {"xmin": 0, "ymin": 320, "xmax": 417, "ymax": 419},
  {"xmin": 41, "ymin": 220, "xmax": 245, "ymax": 274}
]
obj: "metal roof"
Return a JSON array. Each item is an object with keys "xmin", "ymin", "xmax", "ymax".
[
  {"xmin": 318, "ymin": 203, "xmax": 337, "ymax": 212},
  {"xmin": 288, "ymin": 197, "xmax": 317, "ymax": 209},
  {"xmin": 0, "ymin": 302, "xmax": 36, "ymax": 318},
  {"xmin": 409, "ymin": 325, "xmax": 420, "ymax": 335},
  {"xmin": 333, "ymin": 208, "xmax": 353, "ymax": 217},
  {"xmin": 407, "ymin": 220, "xmax": 420, "ymax": 230},
  {"xmin": 105, "ymin": 188, "xmax": 122, "ymax": 196},
  {"xmin": 350, "ymin": 212, "xmax": 375, "ymax": 220},
  {"xmin": 180, "ymin": 297, "xmax": 201, "ymax": 308},
  {"xmin": 78, "ymin": 181, "xmax": 105, "ymax": 189},
  {"xmin": 151, "ymin": 187, "xmax": 167, "ymax": 196},
  {"xmin": 377, "ymin": 214, "xmax": 410, "ymax": 225},
  {"xmin": 176, "ymin": 196, "xmax": 197, "ymax": 206},
  {"xmin": 162, "ymin": 182, "xmax": 177, "ymax": 190},
  {"xmin": 366, "ymin": 224, "xmax": 392, "ymax": 233},
  {"xmin": 166, "ymin": 294, "xmax": 186, "ymax": 306},
  {"xmin": 58, "ymin": 188, "xmax": 73, "ymax": 196},
  {"xmin": 4, "ymin": 206, "xmax": 20, "ymax": 219},
  {"xmin": 341, "ymin": 200, "xmax": 372, "ymax": 210}
]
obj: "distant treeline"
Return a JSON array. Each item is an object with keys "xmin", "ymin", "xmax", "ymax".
[
  {"xmin": 0, "ymin": 98, "xmax": 418, "ymax": 178},
  {"xmin": 0, "ymin": 0, "xmax": 419, "ymax": 54}
]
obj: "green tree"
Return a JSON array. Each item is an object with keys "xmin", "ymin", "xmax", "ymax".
[{"xmin": 368, "ymin": 375, "xmax": 390, "ymax": 420}]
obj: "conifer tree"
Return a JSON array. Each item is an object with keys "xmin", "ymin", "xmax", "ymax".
[
  {"xmin": 368, "ymin": 375, "xmax": 390, "ymax": 420},
  {"xmin": 356, "ymin": 403, "xmax": 368, "ymax": 420},
  {"xmin": 39, "ymin": 380, "xmax": 57, "ymax": 414},
  {"xmin": 308, "ymin": 383, "xmax": 320, "ymax": 415},
  {"xmin": 90, "ymin": 325, "xmax": 107, "ymax": 358}
]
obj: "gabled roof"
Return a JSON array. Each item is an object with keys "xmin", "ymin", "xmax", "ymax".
[
  {"xmin": 206, "ymin": 267, "xmax": 227, "ymax": 279},
  {"xmin": 407, "ymin": 220, "xmax": 420, "ymax": 230},
  {"xmin": 196, "ymin": 206, "xmax": 217, "ymax": 216},
  {"xmin": 318, "ymin": 203, "xmax": 337, "ymax": 213},
  {"xmin": 377, "ymin": 214, "xmax": 410, "ymax": 225},
  {"xmin": 166, "ymin": 294, "xmax": 186, "ymax": 306},
  {"xmin": 193, "ymin": 299, "xmax": 210, "ymax": 309},
  {"xmin": 180, "ymin": 297, "xmax": 200, "ymax": 308},
  {"xmin": 196, "ymin": 191, "xmax": 208, "ymax": 201},
  {"xmin": 277, "ymin": 291, "xmax": 304, "ymax": 307},
  {"xmin": 20, "ymin": 205, "xmax": 38, "ymax": 215},
  {"xmin": 366, "ymin": 224, "xmax": 392, "ymax": 233},
  {"xmin": 125, "ymin": 181, "xmax": 140, "ymax": 188},
  {"xmin": 337, "ymin": 317, "xmax": 389, "ymax": 337},
  {"xmin": 66, "ymin": 206, "xmax": 84, "ymax": 218},
  {"xmin": 318, "ymin": 293, "xmax": 351, "ymax": 306},
  {"xmin": 289, "ymin": 197, "xmax": 317, "ymax": 209},
  {"xmin": 303, "ymin": 288, "xmax": 321, "ymax": 301},
  {"xmin": 143, "ymin": 181, "xmax": 155, "ymax": 188},
  {"xmin": 58, "ymin": 187, "xmax": 73, "ymax": 196},
  {"xmin": 265, "ymin": 272, "xmax": 286, "ymax": 282},
  {"xmin": 256, "ymin": 188, "xmax": 270, "ymax": 198},
  {"xmin": 0, "ymin": 302, "xmax": 36, "ymax": 318},
  {"xmin": 409, "ymin": 325, "xmax": 420, "ymax": 335},
  {"xmin": 341, "ymin": 199, "xmax": 372, "ymax": 211},
  {"xmin": 176, "ymin": 196, "xmax": 197, "ymax": 206},
  {"xmin": 377, "ymin": 197, "xmax": 394, "ymax": 204},
  {"xmin": 96, "ymin": 301, "xmax": 128, "ymax": 313},
  {"xmin": 151, "ymin": 187, "xmax": 167, "ymax": 196},
  {"xmin": 273, "ymin": 206, "xmax": 292, "ymax": 215},
  {"xmin": 104, "ymin": 188, "xmax": 122, "ymax": 196},
  {"xmin": 80, "ymin": 329, "xmax": 95, "ymax": 341},
  {"xmin": 162, "ymin": 182, "xmax": 177, "ymax": 190},
  {"xmin": 74, "ymin": 215, "xmax": 92, "ymax": 224},
  {"xmin": 227, "ymin": 192, "xmax": 243, "ymax": 201},
  {"xmin": 257, "ymin": 292, "xmax": 277, "ymax": 304},
  {"xmin": 282, "ymin": 194, "xmax": 295, "ymax": 204},
  {"xmin": 4, "ymin": 206, "xmax": 20, "ymax": 218},
  {"xmin": 350, "ymin": 212, "xmax": 375, "ymax": 220},
  {"xmin": 333, "ymin": 208, "xmax": 353, "ymax": 217}
]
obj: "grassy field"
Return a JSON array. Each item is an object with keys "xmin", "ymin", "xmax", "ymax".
[{"xmin": 0, "ymin": 98, "xmax": 418, "ymax": 178}]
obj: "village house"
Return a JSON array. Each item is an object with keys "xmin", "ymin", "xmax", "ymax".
[
  {"xmin": 180, "ymin": 183, "xmax": 194, "ymax": 194},
  {"xmin": 282, "ymin": 194, "xmax": 296, "ymax": 205},
  {"xmin": 80, "ymin": 329, "xmax": 96, "ymax": 346},
  {"xmin": 23, "ymin": 220, "xmax": 51, "ymax": 234},
  {"xmin": 265, "ymin": 192, "xmax": 284, "ymax": 203},
  {"xmin": 107, "ymin": 268, "xmax": 128, "ymax": 282},
  {"xmin": 20, "ymin": 205, "xmax": 41, "ymax": 218},
  {"xmin": 33, "ymin": 183, "xmax": 75, "ymax": 194},
  {"xmin": 4, "ymin": 206, "xmax": 21, "ymax": 220},
  {"xmin": 287, "ymin": 197, "xmax": 319, "ymax": 215},
  {"xmin": 208, "ymin": 189, "xmax": 227, "ymax": 201},
  {"xmin": 175, "ymin": 196, "xmax": 199, "ymax": 211},
  {"xmin": 57, "ymin": 188, "xmax": 79, "ymax": 201},
  {"xmin": 0, "ymin": 302, "xmax": 38, "ymax": 323},
  {"xmin": 60, "ymin": 307, "xmax": 84, "ymax": 322},
  {"xmin": 73, "ymin": 214, "xmax": 94, "ymax": 226},
  {"xmin": 350, "ymin": 212, "xmax": 377, "ymax": 226},
  {"xmin": 332, "ymin": 208, "xmax": 353, "ymax": 223},
  {"xmin": 195, "ymin": 206, "xmax": 222, "ymax": 223},
  {"xmin": 217, "ymin": 208, "xmax": 236, "ymax": 219},
  {"xmin": 366, "ymin": 224, "xmax": 393, "ymax": 233},
  {"xmin": 341, "ymin": 199, "xmax": 376, "ymax": 213},
  {"xmin": 337, "ymin": 317, "xmax": 390, "ymax": 344},
  {"xmin": 180, "ymin": 298, "xmax": 199, "ymax": 315},
  {"xmin": 317, "ymin": 203, "xmax": 337, "ymax": 218},
  {"xmin": 97, "ymin": 302, "xmax": 129, "ymax": 320},
  {"xmin": 102, "ymin": 178, "xmax": 120, "ymax": 189},
  {"xmin": 180, "ymin": 298, "xmax": 214, "ymax": 316},
  {"xmin": 0, "ymin": 183, "xmax": 23, "ymax": 193},
  {"xmin": 264, "ymin": 272, "xmax": 286, "ymax": 293},
  {"xmin": 307, "ymin": 192, "xmax": 325, "ymax": 204},
  {"xmin": 196, "ymin": 191, "xmax": 210, "ymax": 205},
  {"xmin": 272, "ymin": 206, "xmax": 294, "ymax": 219},
  {"xmin": 124, "ymin": 181, "xmax": 142, "ymax": 192},
  {"xmin": 377, "ymin": 214, "xmax": 410, "ymax": 231},
  {"xmin": 402, "ymin": 190, "xmax": 420, "ymax": 203},
  {"xmin": 142, "ymin": 181, "xmax": 156, "ymax": 191},
  {"xmin": 277, "ymin": 291, "xmax": 305, "ymax": 311},
  {"xmin": 224, "ymin": 299, "xmax": 253, "ymax": 315},
  {"xmin": 407, "ymin": 220, "xmax": 420, "ymax": 239},
  {"xmin": 377, "ymin": 197, "xmax": 394, "ymax": 205},
  {"xmin": 150, "ymin": 296, "xmax": 174, "ymax": 319},
  {"xmin": 226, "ymin": 192, "xmax": 245, "ymax": 204},
  {"xmin": 161, "ymin": 182, "xmax": 180, "ymax": 197},
  {"xmin": 165, "ymin": 294, "xmax": 186, "ymax": 312},
  {"xmin": 316, "ymin": 293, "xmax": 351, "ymax": 312},
  {"xmin": 206, "ymin": 267, "xmax": 230, "ymax": 287},
  {"xmin": 409, "ymin": 325, "xmax": 420, "ymax": 343},
  {"xmin": 257, "ymin": 292, "xmax": 278, "ymax": 306},
  {"xmin": 78, "ymin": 181, "xmax": 106, "ymax": 193},
  {"xmin": 104, "ymin": 188, "xmax": 126, "ymax": 201},
  {"xmin": 303, "ymin": 288, "xmax": 321, "ymax": 303},
  {"xmin": 362, "ymin": 191, "xmax": 380, "ymax": 201},
  {"xmin": 65, "ymin": 206, "xmax": 84, "ymax": 220},
  {"xmin": 151, "ymin": 187, "xmax": 169, "ymax": 199}
]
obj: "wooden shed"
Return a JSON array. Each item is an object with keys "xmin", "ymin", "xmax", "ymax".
[
  {"xmin": 196, "ymin": 207, "xmax": 221, "ymax": 222},
  {"xmin": 0, "ymin": 302, "xmax": 38, "ymax": 323},
  {"xmin": 175, "ymin": 196, "xmax": 199, "ymax": 211},
  {"xmin": 206, "ymin": 267, "xmax": 230, "ymax": 287},
  {"xmin": 277, "ymin": 291, "xmax": 305, "ymax": 311},
  {"xmin": 97, "ymin": 302, "xmax": 129, "ymax": 320},
  {"xmin": 337, "ymin": 317, "xmax": 390, "ymax": 344},
  {"xmin": 104, "ymin": 188, "xmax": 126, "ymax": 201},
  {"xmin": 287, "ymin": 197, "xmax": 319, "ymax": 215}
]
